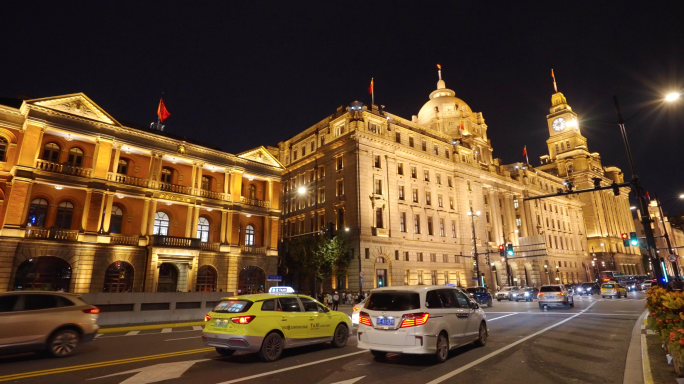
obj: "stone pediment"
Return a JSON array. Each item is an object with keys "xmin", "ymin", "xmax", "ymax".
[
  {"xmin": 237, "ymin": 146, "xmax": 283, "ymax": 168},
  {"xmin": 28, "ymin": 93, "xmax": 118, "ymax": 125}
]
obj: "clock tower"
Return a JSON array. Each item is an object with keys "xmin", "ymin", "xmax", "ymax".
[{"xmin": 545, "ymin": 91, "xmax": 587, "ymax": 163}]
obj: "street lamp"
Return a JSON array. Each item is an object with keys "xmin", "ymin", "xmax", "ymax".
[
  {"xmin": 544, "ymin": 264, "xmax": 550, "ymax": 284},
  {"xmin": 665, "ymin": 93, "xmax": 680, "ymax": 102},
  {"xmin": 468, "ymin": 208, "xmax": 482, "ymax": 287},
  {"xmin": 298, "ymin": 187, "xmax": 306, "ymax": 195},
  {"xmin": 555, "ymin": 267, "xmax": 561, "ymax": 282}
]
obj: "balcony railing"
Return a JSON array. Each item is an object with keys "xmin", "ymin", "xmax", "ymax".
[
  {"xmin": 108, "ymin": 173, "xmax": 150, "ymax": 187},
  {"xmin": 200, "ymin": 242, "xmax": 220, "ymax": 251},
  {"xmin": 150, "ymin": 235, "xmax": 200, "ymax": 249},
  {"xmin": 25, "ymin": 227, "xmax": 79, "ymax": 241},
  {"xmin": 158, "ymin": 182, "xmax": 194, "ymax": 195},
  {"xmin": 200, "ymin": 189, "xmax": 227, "ymax": 200},
  {"xmin": 111, "ymin": 234, "xmax": 139, "ymax": 245},
  {"xmin": 36, "ymin": 159, "xmax": 92, "ymax": 177},
  {"xmin": 240, "ymin": 196, "xmax": 271, "ymax": 208},
  {"xmin": 241, "ymin": 245, "xmax": 266, "ymax": 254}
]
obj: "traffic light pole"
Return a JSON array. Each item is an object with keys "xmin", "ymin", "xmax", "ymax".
[
  {"xmin": 655, "ymin": 193, "xmax": 680, "ymax": 283},
  {"xmin": 613, "ymin": 96, "xmax": 665, "ymax": 286}
]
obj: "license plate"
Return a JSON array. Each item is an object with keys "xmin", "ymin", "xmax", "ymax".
[
  {"xmin": 377, "ymin": 318, "xmax": 395, "ymax": 326},
  {"xmin": 547, "ymin": 296, "xmax": 554, "ymax": 299},
  {"xmin": 214, "ymin": 319, "xmax": 229, "ymax": 328}
]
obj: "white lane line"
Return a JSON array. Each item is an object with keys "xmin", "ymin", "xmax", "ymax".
[
  {"xmin": 162, "ymin": 328, "xmax": 173, "ymax": 333},
  {"xmin": 165, "ymin": 336, "xmax": 202, "ymax": 341},
  {"xmin": 95, "ymin": 333, "xmax": 104, "ymax": 338},
  {"xmin": 193, "ymin": 326, "xmax": 203, "ymax": 331},
  {"xmin": 217, "ymin": 351, "xmax": 367, "ymax": 384},
  {"xmin": 125, "ymin": 331, "xmax": 140, "ymax": 336},
  {"xmin": 99, "ymin": 329, "xmax": 200, "ymax": 339},
  {"xmin": 486, "ymin": 314, "xmax": 516, "ymax": 321},
  {"xmin": 426, "ymin": 301, "xmax": 598, "ymax": 384}
]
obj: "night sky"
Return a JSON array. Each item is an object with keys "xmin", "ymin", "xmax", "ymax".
[{"xmin": 1, "ymin": 1, "xmax": 682, "ymax": 212}]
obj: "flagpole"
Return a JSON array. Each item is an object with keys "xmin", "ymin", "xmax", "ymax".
[{"xmin": 371, "ymin": 78, "xmax": 374, "ymax": 106}]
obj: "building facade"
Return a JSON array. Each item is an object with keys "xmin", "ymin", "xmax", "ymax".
[
  {"xmin": 634, "ymin": 200, "xmax": 684, "ymax": 277},
  {"xmin": 0, "ymin": 94, "xmax": 282, "ymax": 294},
  {"xmin": 277, "ymin": 73, "xmax": 599, "ymax": 291}
]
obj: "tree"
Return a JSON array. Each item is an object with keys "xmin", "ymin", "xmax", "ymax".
[
  {"xmin": 315, "ymin": 236, "xmax": 351, "ymax": 289},
  {"xmin": 285, "ymin": 234, "xmax": 351, "ymax": 296}
]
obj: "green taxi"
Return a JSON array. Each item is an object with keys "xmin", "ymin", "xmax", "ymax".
[{"xmin": 202, "ymin": 287, "xmax": 352, "ymax": 362}]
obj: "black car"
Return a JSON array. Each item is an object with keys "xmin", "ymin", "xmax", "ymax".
[
  {"xmin": 465, "ymin": 287, "xmax": 493, "ymax": 307},
  {"xmin": 513, "ymin": 287, "xmax": 539, "ymax": 302},
  {"xmin": 576, "ymin": 282, "xmax": 600, "ymax": 295}
]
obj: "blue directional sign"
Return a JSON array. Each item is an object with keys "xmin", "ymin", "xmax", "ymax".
[{"xmin": 267, "ymin": 275, "xmax": 282, "ymax": 282}]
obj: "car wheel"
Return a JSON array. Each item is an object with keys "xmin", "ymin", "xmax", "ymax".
[
  {"xmin": 331, "ymin": 324, "xmax": 348, "ymax": 348},
  {"xmin": 433, "ymin": 332, "xmax": 449, "ymax": 363},
  {"xmin": 47, "ymin": 329, "xmax": 80, "ymax": 358},
  {"xmin": 371, "ymin": 350, "xmax": 387, "ymax": 359},
  {"xmin": 259, "ymin": 332, "xmax": 284, "ymax": 362},
  {"xmin": 215, "ymin": 348, "xmax": 236, "ymax": 356},
  {"xmin": 497, "ymin": 299, "xmax": 501, "ymax": 302},
  {"xmin": 487, "ymin": 299, "xmax": 493, "ymax": 308},
  {"xmin": 570, "ymin": 300, "xmax": 574, "ymax": 308},
  {"xmin": 474, "ymin": 322, "xmax": 487, "ymax": 347},
  {"xmin": 515, "ymin": 299, "xmax": 519, "ymax": 302},
  {"xmin": 539, "ymin": 303, "xmax": 544, "ymax": 310},
  {"xmin": 508, "ymin": 297, "xmax": 513, "ymax": 301}
]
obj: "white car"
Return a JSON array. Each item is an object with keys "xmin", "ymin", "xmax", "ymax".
[
  {"xmin": 351, "ymin": 299, "xmax": 366, "ymax": 326},
  {"xmin": 356, "ymin": 286, "xmax": 488, "ymax": 363},
  {"xmin": 495, "ymin": 286, "xmax": 520, "ymax": 301}
]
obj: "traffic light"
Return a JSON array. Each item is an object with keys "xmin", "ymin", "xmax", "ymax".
[
  {"xmin": 629, "ymin": 231, "xmax": 639, "ymax": 247},
  {"xmin": 498, "ymin": 244, "xmax": 505, "ymax": 256},
  {"xmin": 621, "ymin": 233, "xmax": 630, "ymax": 247},
  {"xmin": 611, "ymin": 182, "xmax": 620, "ymax": 197},
  {"xmin": 506, "ymin": 243, "xmax": 514, "ymax": 257},
  {"xmin": 326, "ymin": 221, "xmax": 334, "ymax": 240}
]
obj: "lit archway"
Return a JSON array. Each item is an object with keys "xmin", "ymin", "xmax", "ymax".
[
  {"xmin": 13, "ymin": 257, "xmax": 72, "ymax": 291},
  {"xmin": 196, "ymin": 265, "xmax": 217, "ymax": 292},
  {"xmin": 103, "ymin": 261, "xmax": 134, "ymax": 292},
  {"xmin": 238, "ymin": 266, "xmax": 265, "ymax": 294},
  {"xmin": 157, "ymin": 263, "xmax": 178, "ymax": 292}
]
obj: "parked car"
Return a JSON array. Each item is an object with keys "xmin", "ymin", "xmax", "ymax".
[
  {"xmin": 465, "ymin": 287, "xmax": 493, "ymax": 307},
  {"xmin": 575, "ymin": 282, "xmax": 600, "ymax": 296},
  {"xmin": 495, "ymin": 286, "xmax": 520, "ymax": 301},
  {"xmin": 513, "ymin": 287, "xmax": 539, "ymax": 302},
  {"xmin": 538, "ymin": 285, "xmax": 574, "ymax": 309},
  {"xmin": 0, "ymin": 291, "xmax": 100, "ymax": 357},
  {"xmin": 356, "ymin": 286, "xmax": 487, "ymax": 363}
]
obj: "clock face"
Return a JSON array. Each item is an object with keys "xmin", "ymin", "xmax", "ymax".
[{"xmin": 552, "ymin": 117, "xmax": 566, "ymax": 132}]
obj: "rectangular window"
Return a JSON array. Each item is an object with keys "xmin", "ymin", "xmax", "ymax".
[
  {"xmin": 516, "ymin": 217, "xmax": 522, "ymax": 227},
  {"xmin": 414, "ymin": 215, "xmax": 420, "ymax": 234},
  {"xmin": 411, "ymin": 166, "xmax": 417, "ymax": 178},
  {"xmin": 449, "ymin": 197, "xmax": 454, "ymax": 209},
  {"xmin": 443, "ymin": 254, "xmax": 448, "ymax": 263},
  {"xmin": 412, "ymin": 188, "xmax": 419, "ymax": 203},
  {"xmin": 422, "ymin": 141, "xmax": 427, "ymax": 151},
  {"xmin": 486, "ymin": 212, "xmax": 490, "ymax": 223},
  {"xmin": 374, "ymin": 179, "xmax": 382, "ymax": 195},
  {"xmin": 400, "ymin": 212, "xmax": 406, "ymax": 232},
  {"xmin": 431, "ymin": 270, "xmax": 437, "ymax": 284},
  {"xmin": 404, "ymin": 252, "xmax": 409, "ymax": 261},
  {"xmin": 424, "ymin": 170, "xmax": 430, "ymax": 182},
  {"xmin": 374, "ymin": 155, "xmax": 381, "ymax": 168},
  {"xmin": 310, "ymin": 141, "xmax": 315, "ymax": 152},
  {"xmin": 409, "ymin": 137, "xmax": 414, "ymax": 147},
  {"xmin": 395, "ymin": 250, "xmax": 399, "ymax": 261},
  {"xmin": 467, "ymin": 180, "xmax": 472, "ymax": 191},
  {"xmin": 418, "ymin": 253, "xmax": 424, "ymax": 262},
  {"xmin": 440, "ymin": 219, "xmax": 445, "ymax": 236},
  {"xmin": 310, "ymin": 170, "xmax": 315, "ymax": 183},
  {"xmin": 399, "ymin": 186, "xmax": 405, "ymax": 200},
  {"xmin": 318, "ymin": 165, "xmax": 325, "ymax": 178},
  {"xmin": 438, "ymin": 194, "xmax": 443, "ymax": 207},
  {"xmin": 365, "ymin": 248, "xmax": 370, "ymax": 259},
  {"xmin": 447, "ymin": 176, "xmax": 453, "ymax": 187},
  {"xmin": 397, "ymin": 162, "xmax": 404, "ymax": 175},
  {"xmin": 418, "ymin": 270, "xmax": 423, "ymax": 284},
  {"xmin": 513, "ymin": 198, "xmax": 519, "ymax": 209},
  {"xmin": 318, "ymin": 187, "xmax": 325, "ymax": 203},
  {"xmin": 451, "ymin": 221, "xmax": 456, "ymax": 238},
  {"xmin": 336, "ymin": 156, "xmax": 343, "ymax": 170},
  {"xmin": 293, "ymin": 151, "xmax": 298, "ymax": 160},
  {"xmin": 427, "ymin": 217, "xmax": 434, "ymax": 235},
  {"xmin": 404, "ymin": 270, "xmax": 409, "ymax": 285},
  {"xmin": 320, "ymin": 136, "xmax": 325, "ymax": 146},
  {"xmin": 395, "ymin": 132, "xmax": 401, "ymax": 143},
  {"xmin": 436, "ymin": 173, "xmax": 441, "ymax": 184},
  {"xmin": 445, "ymin": 150, "xmax": 449, "ymax": 159},
  {"xmin": 337, "ymin": 180, "xmax": 344, "ymax": 196},
  {"xmin": 433, "ymin": 146, "xmax": 438, "ymax": 155},
  {"xmin": 302, "ymin": 147, "xmax": 306, "ymax": 156},
  {"xmin": 430, "ymin": 253, "xmax": 437, "ymax": 262},
  {"xmin": 426, "ymin": 192, "xmax": 431, "ymax": 205},
  {"xmin": 376, "ymin": 208, "xmax": 383, "ymax": 228}
]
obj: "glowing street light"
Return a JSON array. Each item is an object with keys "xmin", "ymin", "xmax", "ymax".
[
  {"xmin": 665, "ymin": 93, "xmax": 680, "ymax": 102},
  {"xmin": 298, "ymin": 187, "xmax": 306, "ymax": 195}
]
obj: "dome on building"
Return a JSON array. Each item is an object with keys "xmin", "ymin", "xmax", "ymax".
[{"xmin": 416, "ymin": 78, "xmax": 472, "ymax": 126}]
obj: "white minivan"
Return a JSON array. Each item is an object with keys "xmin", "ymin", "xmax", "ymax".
[{"xmin": 356, "ymin": 286, "xmax": 487, "ymax": 363}]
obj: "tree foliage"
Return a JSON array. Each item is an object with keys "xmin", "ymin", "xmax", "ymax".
[{"xmin": 285, "ymin": 234, "xmax": 351, "ymax": 294}]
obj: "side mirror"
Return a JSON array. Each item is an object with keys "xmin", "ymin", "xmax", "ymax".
[{"xmin": 470, "ymin": 301, "xmax": 479, "ymax": 309}]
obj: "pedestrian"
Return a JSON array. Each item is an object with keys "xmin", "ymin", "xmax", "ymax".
[
  {"xmin": 333, "ymin": 291, "xmax": 339, "ymax": 311},
  {"xmin": 327, "ymin": 293, "xmax": 333, "ymax": 308}
]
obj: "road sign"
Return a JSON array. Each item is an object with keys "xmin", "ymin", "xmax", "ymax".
[
  {"xmin": 668, "ymin": 254, "xmax": 678, "ymax": 263},
  {"xmin": 359, "ymin": 271, "xmax": 365, "ymax": 278},
  {"xmin": 471, "ymin": 277, "xmax": 478, "ymax": 281},
  {"xmin": 267, "ymin": 275, "xmax": 282, "ymax": 282},
  {"xmin": 359, "ymin": 277, "xmax": 364, "ymax": 287}
]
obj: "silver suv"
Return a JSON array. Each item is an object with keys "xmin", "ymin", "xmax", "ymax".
[
  {"xmin": 0, "ymin": 292, "xmax": 100, "ymax": 357},
  {"xmin": 538, "ymin": 285, "xmax": 574, "ymax": 309},
  {"xmin": 495, "ymin": 286, "xmax": 520, "ymax": 301}
]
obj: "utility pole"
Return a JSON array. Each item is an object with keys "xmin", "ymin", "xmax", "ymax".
[
  {"xmin": 613, "ymin": 96, "xmax": 664, "ymax": 285},
  {"xmin": 655, "ymin": 193, "xmax": 680, "ymax": 284},
  {"xmin": 468, "ymin": 207, "xmax": 482, "ymax": 287}
]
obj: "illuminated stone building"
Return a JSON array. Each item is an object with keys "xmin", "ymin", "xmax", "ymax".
[
  {"xmin": 634, "ymin": 201, "xmax": 684, "ymax": 277},
  {"xmin": 277, "ymin": 72, "xmax": 594, "ymax": 291},
  {"xmin": 0, "ymin": 94, "xmax": 282, "ymax": 293}
]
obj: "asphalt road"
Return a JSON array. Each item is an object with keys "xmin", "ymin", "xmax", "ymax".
[{"xmin": 0, "ymin": 292, "xmax": 647, "ymax": 384}]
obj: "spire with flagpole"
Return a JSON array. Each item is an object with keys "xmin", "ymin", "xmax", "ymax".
[
  {"xmin": 523, "ymin": 145, "xmax": 529, "ymax": 164},
  {"xmin": 551, "ymin": 69, "xmax": 558, "ymax": 93},
  {"xmin": 437, "ymin": 63, "xmax": 442, "ymax": 80},
  {"xmin": 368, "ymin": 78, "xmax": 374, "ymax": 106}
]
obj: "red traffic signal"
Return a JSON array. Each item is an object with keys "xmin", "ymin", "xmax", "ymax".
[
  {"xmin": 620, "ymin": 233, "xmax": 629, "ymax": 240},
  {"xmin": 498, "ymin": 244, "xmax": 505, "ymax": 251}
]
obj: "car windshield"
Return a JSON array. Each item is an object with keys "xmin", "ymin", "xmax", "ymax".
[
  {"xmin": 581, "ymin": 283, "xmax": 594, "ymax": 288},
  {"xmin": 502, "ymin": 287, "xmax": 516, "ymax": 291},
  {"xmin": 602, "ymin": 284, "xmax": 615, "ymax": 288},
  {"xmin": 540, "ymin": 286, "xmax": 562, "ymax": 292},
  {"xmin": 366, "ymin": 292, "xmax": 420, "ymax": 311},
  {"xmin": 465, "ymin": 288, "xmax": 478, "ymax": 293},
  {"xmin": 213, "ymin": 300, "xmax": 252, "ymax": 313}
]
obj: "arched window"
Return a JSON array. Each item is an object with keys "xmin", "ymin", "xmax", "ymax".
[
  {"xmin": 55, "ymin": 201, "xmax": 74, "ymax": 229},
  {"xmin": 201, "ymin": 176, "xmax": 210, "ymax": 191},
  {"xmin": 42, "ymin": 143, "xmax": 60, "ymax": 162},
  {"xmin": 248, "ymin": 185, "xmax": 256, "ymax": 199},
  {"xmin": 27, "ymin": 198, "xmax": 49, "ymax": 227},
  {"xmin": 13, "ymin": 256, "xmax": 72, "ymax": 291},
  {"xmin": 238, "ymin": 266, "xmax": 265, "ymax": 294},
  {"xmin": 245, "ymin": 224, "xmax": 255, "ymax": 246},
  {"xmin": 109, "ymin": 206, "xmax": 123, "ymax": 234},
  {"xmin": 161, "ymin": 168, "xmax": 172, "ymax": 184},
  {"xmin": 197, "ymin": 217, "xmax": 210, "ymax": 242},
  {"xmin": 195, "ymin": 265, "xmax": 217, "ymax": 292},
  {"xmin": 157, "ymin": 263, "xmax": 178, "ymax": 292},
  {"xmin": 153, "ymin": 212, "xmax": 170, "ymax": 235},
  {"xmin": 118, "ymin": 159, "xmax": 128, "ymax": 175},
  {"xmin": 103, "ymin": 261, "xmax": 134, "ymax": 292},
  {"xmin": 0, "ymin": 137, "xmax": 8, "ymax": 161},
  {"xmin": 67, "ymin": 147, "xmax": 84, "ymax": 166}
]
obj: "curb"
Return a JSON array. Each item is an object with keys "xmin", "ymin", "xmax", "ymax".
[
  {"xmin": 641, "ymin": 312, "xmax": 654, "ymax": 384},
  {"xmin": 97, "ymin": 321, "xmax": 205, "ymax": 334}
]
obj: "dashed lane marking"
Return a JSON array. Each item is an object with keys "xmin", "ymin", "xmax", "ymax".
[
  {"xmin": 486, "ymin": 314, "xmax": 516, "ymax": 321},
  {"xmin": 193, "ymin": 326, "xmax": 203, "ymax": 331},
  {"xmin": 125, "ymin": 331, "xmax": 140, "ymax": 336},
  {"xmin": 165, "ymin": 336, "xmax": 202, "ymax": 342},
  {"xmin": 161, "ymin": 328, "xmax": 172, "ymax": 333}
]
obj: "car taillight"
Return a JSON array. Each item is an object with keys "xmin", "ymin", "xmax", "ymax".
[
  {"xmin": 558, "ymin": 292, "xmax": 564, "ymax": 296},
  {"xmin": 205, "ymin": 314, "xmax": 212, "ymax": 322},
  {"xmin": 352, "ymin": 306, "xmax": 359, "ymax": 311},
  {"xmin": 538, "ymin": 293, "xmax": 544, "ymax": 297},
  {"xmin": 82, "ymin": 308, "xmax": 100, "ymax": 314},
  {"xmin": 231, "ymin": 315, "xmax": 256, "ymax": 324},
  {"xmin": 400, "ymin": 313, "xmax": 430, "ymax": 328},
  {"xmin": 359, "ymin": 311, "xmax": 372, "ymax": 326}
]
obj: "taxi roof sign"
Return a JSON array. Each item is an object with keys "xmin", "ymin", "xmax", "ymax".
[{"xmin": 269, "ymin": 286, "xmax": 295, "ymax": 294}]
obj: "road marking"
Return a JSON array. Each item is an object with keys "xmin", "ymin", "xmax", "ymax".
[
  {"xmin": 89, "ymin": 359, "xmax": 208, "ymax": 384},
  {"xmin": 216, "ymin": 351, "xmax": 368, "ymax": 384},
  {"xmin": 99, "ymin": 330, "xmax": 200, "ymax": 339},
  {"xmin": 330, "ymin": 377, "xmax": 365, "ymax": 384},
  {"xmin": 126, "ymin": 331, "xmax": 140, "ymax": 336},
  {"xmin": 426, "ymin": 302, "xmax": 598, "ymax": 384},
  {"xmin": 0, "ymin": 348, "xmax": 214, "ymax": 382},
  {"xmin": 95, "ymin": 334, "xmax": 104, "ymax": 338},
  {"xmin": 193, "ymin": 326, "xmax": 203, "ymax": 331},
  {"xmin": 161, "ymin": 328, "xmax": 172, "ymax": 333},
  {"xmin": 165, "ymin": 336, "xmax": 202, "ymax": 341},
  {"xmin": 486, "ymin": 314, "xmax": 516, "ymax": 321}
]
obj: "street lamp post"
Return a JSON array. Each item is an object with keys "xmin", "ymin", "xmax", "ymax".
[
  {"xmin": 468, "ymin": 208, "xmax": 482, "ymax": 287},
  {"xmin": 544, "ymin": 264, "xmax": 550, "ymax": 284},
  {"xmin": 555, "ymin": 267, "xmax": 561, "ymax": 283}
]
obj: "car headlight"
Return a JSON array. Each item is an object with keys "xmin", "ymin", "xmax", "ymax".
[{"xmin": 524, "ymin": 292, "xmax": 529, "ymax": 296}]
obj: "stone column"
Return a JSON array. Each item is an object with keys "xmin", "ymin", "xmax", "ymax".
[
  {"xmin": 263, "ymin": 215, "xmax": 270, "ymax": 248},
  {"xmin": 101, "ymin": 193, "xmax": 115, "ymax": 233},
  {"xmin": 220, "ymin": 210, "xmax": 227, "ymax": 243},
  {"xmin": 184, "ymin": 204, "xmax": 194, "ymax": 238},
  {"xmin": 111, "ymin": 144, "xmax": 122, "ymax": 174},
  {"xmin": 191, "ymin": 205, "xmax": 200, "ymax": 238},
  {"xmin": 266, "ymin": 179, "xmax": 273, "ymax": 207},
  {"xmin": 195, "ymin": 163, "xmax": 204, "ymax": 195},
  {"xmin": 147, "ymin": 199, "xmax": 158, "ymax": 236},
  {"xmin": 489, "ymin": 189, "xmax": 502, "ymax": 243},
  {"xmin": 81, "ymin": 190, "xmax": 92, "ymax": 231},
  {"xmin": 225, "ymin": 212, "xmax": 233, "ymax": 245},
  {"xmin": 224, "ymin": 170, "xmax": 230, "ymax": 196},
  {"xmin": 146, "ymin": 153, "xmax": 156, "ymax": 184},
  {"xmin": 140, "ymin": 198, "xmax": 150, "ymax": 236}
]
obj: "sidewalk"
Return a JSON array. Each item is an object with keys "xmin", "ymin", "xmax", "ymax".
[{"xmin": 642, "ymin": 314, "xmax": 681, "ymax": 383}]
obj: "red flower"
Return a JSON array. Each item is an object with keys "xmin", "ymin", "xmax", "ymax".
[{"xmin": 679, "ymin": 339, "xmax": 684, "ymax": 346}]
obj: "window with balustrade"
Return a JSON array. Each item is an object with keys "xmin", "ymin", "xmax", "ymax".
[
  {"xmin": 153, "ymin": 212, "xmax": 170, "ymax": 235},
  {"xmin": 118, "ymin": 159, "xmax": 128, "ymax": 175},
  {"xmin": 197, "ymin": 217, "xmax": 210, "ymax": 242},
  {"xmin": 27, "ymin": 198, "xmax": 49, "ymax": 227},
  {"xmin": 55, "ymin": 201, "xmax": 74, "ymax": 229},
  {"xmin": 0, "ymin": 137, "xmax": 8, "ymax": 161},
  {"xmin": 110, "ymin": 206, "xmax": 123, "ymax": 234},
  {"xmin": 67, "ymin": 147, "xmax": 84, "ymax": 166},
  {"xmin": 161, "ymin": 168, "xmax": 173, "ymax": 183},
  {"xmin": 42, "ymin": 143, "xmax": 60, "ymax": 162},
  {"xmin": 248, "ymin": 185, "xmax": 256, "ymax": 199},
  {"xmin": 245, "ymin": 224, "xmax": 255, "ymax": 246},
  {"xmin": 201, "ymin": 176, "xmax": 210, "ymax": 191}
]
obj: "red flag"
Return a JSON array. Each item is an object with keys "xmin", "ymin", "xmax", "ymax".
[
  {"xmin": 460, "ymin": 120, "xmax": 465, "ymax": 130},
  {"xmin": 157, "ymin": 97, "xmax": 171, "ymax": 123},
  {"xmin": 368, "ymin": 78, "xmax": 374, "ymax": 95},
  {"xmin": 645, "ymin": 191, "xmax": 651, "ymax": 201},
  {"xmin": 522, "ymin": 146, "xmax": 527, "ymax": 156}
]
